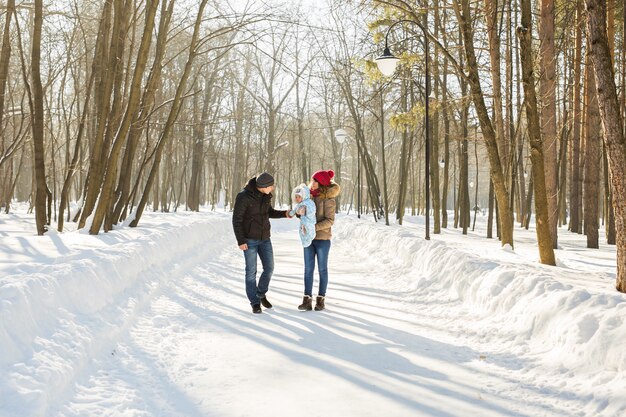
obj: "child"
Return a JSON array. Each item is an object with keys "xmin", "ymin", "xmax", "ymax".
[{"xmin": 289, "ymin": 183, "xmax": 317, "ymax": 247}]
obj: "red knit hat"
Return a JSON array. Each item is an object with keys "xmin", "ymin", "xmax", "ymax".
[{"xmin": 312, "ymin": 169, "xmax": 334, "ymax": 186}]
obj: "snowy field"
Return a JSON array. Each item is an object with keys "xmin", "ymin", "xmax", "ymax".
[{"xmin": 1, "ymin": 205, "xmax": 625, "ymax": 417}]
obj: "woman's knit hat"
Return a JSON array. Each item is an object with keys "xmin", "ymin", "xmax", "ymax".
[{"xmin": 312, "ymin": 169, "xmax": 334, "ymax": 186}]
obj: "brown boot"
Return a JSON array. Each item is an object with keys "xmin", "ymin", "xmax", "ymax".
[
  {"xmin": 314, "ymin": 296, "xmax": 325, "ymax": 311},
  {"xmin": 298, "ymin": 295, "xmax": 312, "ymax": 311}
]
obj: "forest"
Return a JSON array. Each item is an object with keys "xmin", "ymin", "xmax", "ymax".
[{"xmin": 0, "ymin": 0, "xmax": 625, "ymax": 291}]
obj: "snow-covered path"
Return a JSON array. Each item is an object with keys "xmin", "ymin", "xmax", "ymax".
[
  {"xmin": 2, "ymin": 210, "xmax": 624, "ymax": 417},
  {"xmin": 49, "ymin": 219, "xmax": 595, "ymax": 417}
]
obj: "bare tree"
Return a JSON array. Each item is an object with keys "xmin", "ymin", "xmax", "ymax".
[
  {"xmin": 454, "ymin": 0, "xmax": 514, "ymax": 247},
  {"xmin": 570, "ymin": 0, "xmax": 584, "ymax": 234},
  {"xmin": 0, "ymin": 0, "xmax": 15, "ymax": 153},
  {"xmin": 517, "ymin": 0, "xmax": 556, "ymax": 265},
  {"xmin": 539, "ymin": 0, "xmax": 559, "ymax": 248},
  {"xmin": 584, "ymin": 0, "xmax": 626, "ymax": 292},
  {"xmin": 583, "ymin": 47, "xmax": 601, "ymax": 249},
  {"xmin": 30, "ymin": 0, "xmax": 49, "ymax": 235},
  {"xmin": 131, "ymin": 0, "xmax": 209, "ymax": 228}
]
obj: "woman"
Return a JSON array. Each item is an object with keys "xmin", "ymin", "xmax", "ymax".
[{"xmin": 298, "ymin": 169, "xmax": 340, "ymax": 311}]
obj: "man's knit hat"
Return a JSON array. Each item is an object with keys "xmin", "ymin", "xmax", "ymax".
[{"xmin": 256, "ymin": 172, "xmax": 274, "ymax": 188}]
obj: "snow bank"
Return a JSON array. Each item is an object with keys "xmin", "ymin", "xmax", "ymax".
[
  {"xmin": 333, "ymin": 216, "xmax": 626, "ymax": 381},
  {"xmin": 0, "ymin": 212, "xmax": 233, "ymax": 416}
]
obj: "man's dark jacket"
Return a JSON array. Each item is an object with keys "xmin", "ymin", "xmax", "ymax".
[{"xmin": 232, "ymin": 177, "xmax": 287, "ymax": 245}]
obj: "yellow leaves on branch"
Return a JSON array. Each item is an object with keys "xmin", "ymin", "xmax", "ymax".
[
  {"xmin": 367, "ymin": 4, "xmax": 414, "ymax": 44},
  {"xmin": 353, "ymin": 58, "xmax": 385, "ymax": 84},
  {"xmin": 390, "ymin": 104, "xmax": 425, "ymax": 132},
  {"xmin": 372, "ymin": 31, "xmax": 385, "ymax": 45}
]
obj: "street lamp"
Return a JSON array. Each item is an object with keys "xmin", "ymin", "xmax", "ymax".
[{"xmin": 375, "ymin": 20, "xmax": 431, "ymax": 240}]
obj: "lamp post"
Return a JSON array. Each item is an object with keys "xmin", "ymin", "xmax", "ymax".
[{"xmin": 375, "ymin": 20, "xmax": 431, "ymax": 240}]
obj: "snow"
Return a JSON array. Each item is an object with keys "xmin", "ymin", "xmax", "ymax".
[{"xmin": 1, "ymin": 206, "xmax": 625, "ymax": 417}]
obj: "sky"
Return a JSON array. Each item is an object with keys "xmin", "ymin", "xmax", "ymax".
[{"xmin": 0, "ymin": 204, "xmax": 625, "ymax": 417}]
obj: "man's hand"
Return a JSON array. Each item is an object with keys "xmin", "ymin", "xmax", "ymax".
[{"xmin": 239, "ymin": 243, "xmax": 248, "ymax": 250}]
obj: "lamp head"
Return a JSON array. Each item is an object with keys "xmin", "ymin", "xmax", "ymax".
[
  {"xmin": 334, "ymin": 128, "xmax": 348, "ymax": 144},
  {"xmin": 375, "ymin": 46, "xmax": 400, "ymax": 77}
]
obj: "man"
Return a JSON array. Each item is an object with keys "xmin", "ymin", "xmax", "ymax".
[{"xmin": 232, "ymin": 172, "xmax": 290, "ymax": 314}]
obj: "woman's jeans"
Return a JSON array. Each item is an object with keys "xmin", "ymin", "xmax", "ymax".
[
  {"xmin": 243, "ymin": 238, "xmax": 274, "ymax": 305},
  {"xmin": 303, "ymin": 239, "xmax": 331, "ymax": 297}
]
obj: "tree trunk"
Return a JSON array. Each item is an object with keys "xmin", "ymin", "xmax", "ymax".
[
  {"xmin": 112, "ymin": 0, "xmax": 173, "ymax": 224},
  {"xmin": 524, "ymin": 173, "xmax": 534, "ymax": 230},
  {"xmin": 231, "ymin": 62, "xmax": 250, "ymax": 207},
  {"xmin": 336, "ymin": 72, "xmax": 383, "ymax": 215},
  {"xmin": 441, "ymin": 62, "xmax": 450, "ymax": 229},
  {"xmin": 31, "ymin": 0, "xmax": 48, "ymax": 235},
  {"xmin": 484, "ymin": 0, "xmax": 507, "ymax": 174},
  {"xmin": 583, "ymin": 49, "xmax": 601, "ymax": 249},
  {"xmin": 585, "ymin": 0, "xmax": 626, "ymax": 292},
  {"xmin": 570, "ymin": 0, "xmax": 584, "ymax": 233},
  {"xmin": 488, "ymin": 180, "xmax": 494, "ymax": 238},
  {"xmin": 78, "ymin": 0, "xmax": 117, "ymax": 229},
  {"xmin": 188, "ymin": 79, "xmax": 204, "ymax": 212},
  {"xmin": 539, "ymin": 0, "xmax": 559, "ymax": 248},
  {"xmin": 623, "ymin": 0, "xmax": 626, "ymax": 139},
  {"xmin": 0, "ymin": 0, "xmax": 14, "ymax": 137},
  {"xmin": 58, "ymin": 70, "xmax": 95, "ymax": 232},
  {"xmin": 396, "ymin": 78, "xmax": 410, "ymax": 225},
  {"xmin": 380, "ymin": 87, "xmax": 390, "ymax": 225},
  {"xmin": 430, "ymin": 5, "xmax": 441, "ymax": 234},
  {"xmin": 505, "ymin": 0, "xmax": 519, "ymax": 222},
  {"xmin": 518, "ymin": 0, "xmax": 556, "ymax": 265},
  {"xmin": 605, "ymin": 146, "xmax": 616, "ymax": 244},
  {"xmin": 89, "ymin": 0, "xmax": 159, "ymax": 234},
  {"xmin": 460, "ymin": 104, "xmax": 470, "ymax": 234},
  {"xmin": 604, "ymin": 0, "xmax": 616, "ymax": 244},
  {"xmin": 557, "ymin": 104, "xmax": 569, "ymax": 227},
  {"xmin": 0, "ymin": 0, "xmax": 15, "ymax": 212},
  {"xmin": 131, "ymin": 0, "xmax": 209, "ymax": 227},
  {"xmin": 456, "ymin": 0, "xmax": 514, "ymax": 247}
]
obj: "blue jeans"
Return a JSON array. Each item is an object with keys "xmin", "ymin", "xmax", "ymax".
[
  {"xmin": 303, "ymin": 239, "xmax": 331, "ymax": 297},
  {"xmin": 243, "ymin": 239, "xmax": 274, "ymax": 305}
]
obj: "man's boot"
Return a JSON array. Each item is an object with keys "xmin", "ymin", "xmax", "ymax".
[
  {"xmin": 314, "ymin": 296, "xmax": 325, "ymax": 311},
  {"xmin": 252, "ymin": 304, "xmax": 262, "ymax": 314},
  {"xmin": 298, "ymin": 295, "xmax": 312, "ymax": 311},
  {"xmin": 260, "ymin": 296, "xmax": 273, "ymax": 309}
]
